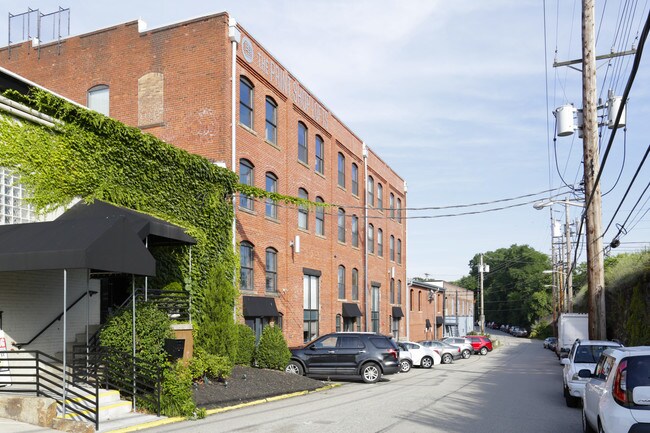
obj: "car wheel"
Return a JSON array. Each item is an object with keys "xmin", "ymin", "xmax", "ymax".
[
  {"xmin": 480, "ymin": 346, "xmax": 488, "ymax": 356},
  {"xmin": 421, "ymin": 356, "xmax": 433, "ymax": 369},
  {"xmin": 597, "ymin": 420, "xmax": 604, "ymax": 433},
  {"xmin": 285, "ymin": 361, "xmax": 303, "ymax": 376},
  {"xmin": 582, "ymin": 407, "xmax": 596, "ymax": 433},
  {"xmin": 462, "ymin": 349, "xmax": 471, "ymax": 359},
  {"xmin": 400, "ymin": 359, "xmax": 412, "ymax": 373},
  {"xmin": 565, "ymin": 393, "xmax": 579, "ymax": 408},
  {"xmin": 442, "ymin": 353, "xmax": 452, "ymax": 364},
  {"xmin": 361, "ymin": 363, "xmax": 381, "ymax": 383}
]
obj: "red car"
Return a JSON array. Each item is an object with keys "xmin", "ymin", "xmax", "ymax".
[{"xmin": 464, "ymin": 335, "xmax": 493, "ymax": 355}]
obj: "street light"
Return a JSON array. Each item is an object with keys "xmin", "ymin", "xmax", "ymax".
[{"xmin": 534, "ymin": 198, "xmax": 585, "ymax": 314}]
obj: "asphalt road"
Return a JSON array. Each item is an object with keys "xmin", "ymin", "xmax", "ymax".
[{"xmin": 142, "ymin": 331, "xmax": 582, "ymax": 433}]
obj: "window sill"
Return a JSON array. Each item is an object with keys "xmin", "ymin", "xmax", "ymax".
[
  {"xmin": 238, "ymin": 207, "xmax": 257, "ymax": 216},
  {"xmin": 265, "ymin": 215, "xmax": 281, "ymax": 224},
  {"xmin": 139, "ymin": 122, "xmax": 165, "ymax": 130},
  {"xmin": 239, "ymin": 123, "xmax": 257, "ymax": 136},
  {"xmin": 315, "ymin": 170, "xmax": 325, "ymax": 179},
  {"xmin": 266, "ymin": 140, "xmax": 281, "ymax": 151},
  {"xmin": 297, "ymin": 160, "xmax": 310, "ymax": 169}
]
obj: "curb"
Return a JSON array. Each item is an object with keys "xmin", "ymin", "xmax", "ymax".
[{"xmin": 108, "ymin": 383, "xmax": 341, "ymax": 433}]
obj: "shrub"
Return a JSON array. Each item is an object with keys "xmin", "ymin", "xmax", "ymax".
[
  {"xmin": 160, "ymin": 360, "xmax": 199, "ymax": 417},
  {"xmin": 529, "ymin": 321, "xmax": 553, "ymax": 339},
  {"xmin": 235, "ymin": 324, "xmax": 256, "ymax": 366},
  {"xmin": 255, "ymin": 325, "xmax": 291, "ymax": 370},
  {"xmin": 189, "ymin": 347, "xmax": 233, "ymax": 381}
]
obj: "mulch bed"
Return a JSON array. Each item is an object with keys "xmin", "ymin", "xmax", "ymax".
[{"xmin": 193, "ymin": 365, "xmax": 327, "ymax": 409}]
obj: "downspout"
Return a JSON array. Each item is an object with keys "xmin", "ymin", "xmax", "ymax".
[
  {"xmin": 62, "ymin": 269, "xmax": 67, "ymax": 417},
  {"xmin": 406, "ymin": 280, "xmax": 411, "ymax": 341},
  {"xmin": 228, "ymin": 17, "xmax": 240, "ymax": 322},
  {"xmin": 403, "ymin": 181, "xmax": 408, "ymax": 340},
  {"xmin": 362, "ymin": 143, "xmax": 369, "ymax": 331}
]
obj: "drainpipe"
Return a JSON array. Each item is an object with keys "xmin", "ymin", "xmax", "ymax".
[
  {"xmin": 403, "ymin": 181, "xmax": 407, "ymax": 339},
  {"xmin": 362, "ymin": 143, "xmax": 369, "ymax": 331},
  {"xmin": 228, "ymin": 17, "xmax": 240, "ymax": 322}
]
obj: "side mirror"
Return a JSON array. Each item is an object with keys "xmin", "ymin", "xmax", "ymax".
[
  {"xmin": 561, "ymin": 358, "xmax": 570, "ymax": 365},
  {"xmin": 578, "ymin": 369, "xmax": 592, "ymax": 379}
]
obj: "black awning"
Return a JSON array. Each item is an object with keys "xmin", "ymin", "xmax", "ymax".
[
  {"xmin": 342, "ymin": 303, "xmax": 363, "ymax": 318},
  {"xmin": 392, "ymin": 306, "xmax": 404, "ymax": 318},
  {"xmin": 57, "ymin": 200, "xmax": 196, "ymax": 246},
  {"xmin": 0, "ymin": 216, "xmax": 156, "ymax": 276},
  {"xmin": 243, "ymin": 296, "xmax": 279, "ymax": 317},
  {"xmin": 425, "ymin": 319, "xmax": 432, "ymax": 329},
  {"xmin": 436, "ymin": 316, "xmax": 444, "ymax": 325}
]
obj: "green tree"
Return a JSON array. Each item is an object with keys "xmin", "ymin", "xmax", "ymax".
[{"xmin": 255, "ymin": 325, "xmax": 291, "ymax": 370}]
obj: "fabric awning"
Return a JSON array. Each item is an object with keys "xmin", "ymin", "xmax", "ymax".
[
  {"xmin": 436, "ymin": 316, "xmax": 444, "ymax": 325},
  {"xmin": 392, "ymin": 306, "xmax": 404, "ymax": 318},
  {"xmin": 57, "ymin": 200, "xmax": 196, "ymax": 246},
  {"xmin": 342, "ymin": 302, "xmax": 363, "ymax": 318},
  {"xmin": 0, "ymin": 216, "xmax": 156, "ymax": 276},
  {"xmin": 242, "ymin": 296, "xmax": 279, "ymax": 317}
]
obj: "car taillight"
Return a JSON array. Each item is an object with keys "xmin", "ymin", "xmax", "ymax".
[
  {"xmin": 388, "ymin": 348, "xmax": 398, "ymax": 360},
  {"xmin": 613, "ymin": 359, "xmax": 628, "ymax": 407}
]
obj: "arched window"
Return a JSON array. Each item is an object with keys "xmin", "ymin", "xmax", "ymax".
[
  {"xmin": 265, "ymin": 97, "xmax": 277, "ymax": 144},
  {"xmin": 368, "ymin": 176, "xmax": 375, "ymax": 206},
  {"xmin": 315, "ymin": 196, "xmax": 325, "ymax": 236},
  {"xmin": 337, "ymin": 153, "xmax": 345, "ymax": 188},
  {"xmin": 298, "ymin": 188, "xmax": 309, "ymax": 229},
  {"xmin": 389, "ymin": 193, "xmax": 395, "ymax": 219},
  {"xmin": 397, "ymin": 198, "xmax": 402, "ymax": 223},
  {"xmin": 390, "ymin": 235, "xmax": 395, "ymax": 261},
  {"xmin": 239, "ymin": 77, "xmax": 254, "ymax": 129},
  {"xmin": 337, "ymin": 208, "xmax": 346, "ymax": 242},
  {"xmin": 265, "ymin": 247, "xmax": 277, "ymax": 293},
  {"xmin": 397, "ymin": 239, "xmax": 402, "ymax": 264},
  {"xmin": 398, "ymin": 280, "xmax": 402, "ymax": 304},
  {"xmin": 418, "ymin": 291, "xmax": 422, "ymax": 311},
  {"xmin": 377, "ymin": 183, "xmax": 383, "ymax": 211},
  {"xmin": 338, "ymin": 265, "xmax": 346, "ymax": 299},
  {"xmin": 298, "ymin": 122, "xmax": 308, "ymax": 163},
  {"xmin": 265, "ymin": 172, "xmax": 277, "ymax": 219},
  {"xmin": 368, "ymin": 224, "xmax": 375, "ymax": 254},
  {"xmin": 240, "ymin": 241, "xmax": 254, "ymax": 291},
  {"xmin": 239, "ymin": 159, "xmax": 254, "ymax": 211},
  {"xmin": 87, "ymin": 85, "xmax": 109, "ymax": 116},
  {"xmin": 315, "ymin": 135, "xmax": 324, "ymax": 174},
  {"xmin": 351, "ymin": 215, "xmax": 359, "ymax": 247},
  {"xmin": 377, "ymin": 229, "xmax": 383, "ymax": 257},
  {"xmin": 410, "ymin": 289, "xmax": 414, "ymax": 311},
  {"xmin": 390, "ymin": 278, "xmax": 395, "ymax": 304},
  {"xmin": 352, "ymin": 268, "xmax": 359, "ymax": 300},
  {"xmin": 351, "ymin": 163, "xmax": 359, "ymax": 196}
]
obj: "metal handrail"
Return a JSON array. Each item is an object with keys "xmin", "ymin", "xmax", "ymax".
[
  {"xmin": 0, "ymin": 350, "xmax": 100, "ymax": 430},
  {"xmin": 13, "ymin": 291, "xmax": 98, "ymax": 349}
]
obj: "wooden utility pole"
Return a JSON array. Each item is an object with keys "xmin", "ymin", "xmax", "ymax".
[
  {"xmin": 479, "ymin": 254, "xmax": 485, "ymax": 334},
  {"xmin": 582, "ymin": 0, "xmax": 607, "ymax": 339}
]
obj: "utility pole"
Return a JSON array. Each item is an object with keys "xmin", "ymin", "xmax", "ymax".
[
  {"xmin": 564, "ymin": 200, "xmax": 574, "ymax": 313},
  {"xmin": 582, "ymin": 0, "xmax": 607, "ymax": 339},
  {"xmin": 479, "ymin": 253, "xmax": 485, "ymax": 334}
]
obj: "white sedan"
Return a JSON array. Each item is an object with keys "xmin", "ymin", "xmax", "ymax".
[{"xmin": 398, "ymin": 341, "xmax": 441, "ymax": 368}]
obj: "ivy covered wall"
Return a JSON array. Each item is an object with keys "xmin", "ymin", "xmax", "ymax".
[{"xmin": 0, "ymin": 88, "xmax": 239, "ymax": 357}]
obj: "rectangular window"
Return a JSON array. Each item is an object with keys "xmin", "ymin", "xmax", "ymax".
[
  {"xmin": 352, "ymin": 269, "xmax": 359, "ymax": 301},
  {"xmin": 87, "ymin": 85, "xmax": 110, "ymax": 116},
  {"xmin": 315, "ymin": 197, "xmax": 325, "ymax": 236},
  {"xmin": 0, "ymin": 169, "xmax": 34, "ymax": 224},
  {"xmin": 351, "ymin": 216, "xmax": 359, "ymax": 247},
  {"xmin": 240, "ymin": 242, "xmax": 254, "ymax": 291},
  {"xmin": 368, "ymin": 224, "xmax": 374, "ymax": 254},
  {"xmin": 397, "ymin": 239, "xmax": 402, "ymax": 264},
  {"xmin": 390, "ymin": 236, "xmax": 395, "ymax": 261},
  {"xmin": 298, "ymin": 188, "xmax": 308, "ymax": 230},
  {"xmin": 377, "ymin": 229, "xmax": 383, "ymax": 257},
  {"xmin": 303, "ymin": 274, "xmax": 319, "ymax": 342},
  {"xmin": 315, "ymin": 136, "xmax": 324, "ymax": 174},
  {"xmin": 239, "ymin": 160, "xmax": 254, "ymax": 211},
  {"xmin": 337, "ymin": 153, "xmax": 345, "ymax": 188},
  {"xmin": 397, "ymin": 280, "xmax": 402, "ymax": 304},
  {"xmin": 371, "ymin": 286, "xmax": 380, "ymax": 333},
  {"xmin": 265, "ymin": 248, "xmax": 277, "ymax": 293},
  {"xmin": 338, "ymin": 266, "xmax": 345, "ymax": 299},
  {"xmin": 298, "ymin": 122, "xmax": 308, "ymax": 164}
]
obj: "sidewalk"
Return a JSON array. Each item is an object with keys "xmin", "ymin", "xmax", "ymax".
[{"xmin": 0, "ymin": 417, "xmax": 59, "ymax": 433}]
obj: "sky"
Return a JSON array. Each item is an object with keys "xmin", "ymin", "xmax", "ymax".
[{"xmin": 1, "ymin": 1, "xmax": 649, "ymax": 281}]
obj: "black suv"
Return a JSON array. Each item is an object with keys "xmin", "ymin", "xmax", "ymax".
[{"xmin": 285, "ymin": 332, "xmax": 400, "ymax": 383}]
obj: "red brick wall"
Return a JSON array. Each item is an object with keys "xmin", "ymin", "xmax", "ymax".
[{"xmin": 0, "ymin": 13, "xmax": 408, "ymax": 347}]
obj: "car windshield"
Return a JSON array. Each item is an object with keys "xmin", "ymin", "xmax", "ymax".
[{"xmin": 574, "ymin": 344, "xmax": 619, "ymax": 363}]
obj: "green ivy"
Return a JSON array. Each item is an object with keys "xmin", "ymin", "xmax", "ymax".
[{"xmin": 0, "ymin": 88, "xmax": 238, "ymax": 357}]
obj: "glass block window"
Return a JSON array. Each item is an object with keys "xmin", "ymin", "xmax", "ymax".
[{"xmin": 0, "ymin": 169, "xmax": 34, "ymax": 224}]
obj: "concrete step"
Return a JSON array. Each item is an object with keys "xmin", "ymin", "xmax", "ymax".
[{"xmin": 59, "ymin": 388, "xmax": 133, "ymax": 422}]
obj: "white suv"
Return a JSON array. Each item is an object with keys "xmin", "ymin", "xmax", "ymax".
[
  {"xmin": 562, "ymin": 339, "xmax": 623, "ymax": 407},
  {"xmin": 582, "ymin": 346, "xmax": 650, "ymax": 433}
]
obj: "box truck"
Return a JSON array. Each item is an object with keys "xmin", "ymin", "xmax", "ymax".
[{"xmin": 556, "ymin": 313, "xmax": 588, "ymax": 358}]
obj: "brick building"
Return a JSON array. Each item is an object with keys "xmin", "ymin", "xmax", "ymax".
[{"xmin": 0, "ymin": 12, "xmax": 407, "ymax": 346}]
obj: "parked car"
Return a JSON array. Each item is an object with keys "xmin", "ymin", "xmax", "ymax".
[
  {"xmin": 581, "ymin": 346, "xmax": 650, "ymax": 433},
  {"xmin": 285, "ymin": 332, "xmax": 400, "ymax": 383},
  {"xmin": 399, "ymin": 341, "xmax": 441, "ymax": 368},
  {"xmin": 561, "ymin": 339, "xmax": 623, "ymax": 407},
  {"xmin": 512, "ymin": 327, "xmax": 529, "ymax": 337},
  {"xmin": 443, "ymin": 337, "xmax": 473, "ymax": 359},
  {"xmin": 544, "ymin": 337, "xmax": 558, "ymax": 351},
  {"xmin": 397, "ymin": 343, "xmax": 413, "ymax": 373},
  {"xmin": 418, "ymin": 340, "xmax": 462, "ymax": 364},
  {"xmin": 464, "ymin": 335, "xmax": 493, "ymax": 355}
]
